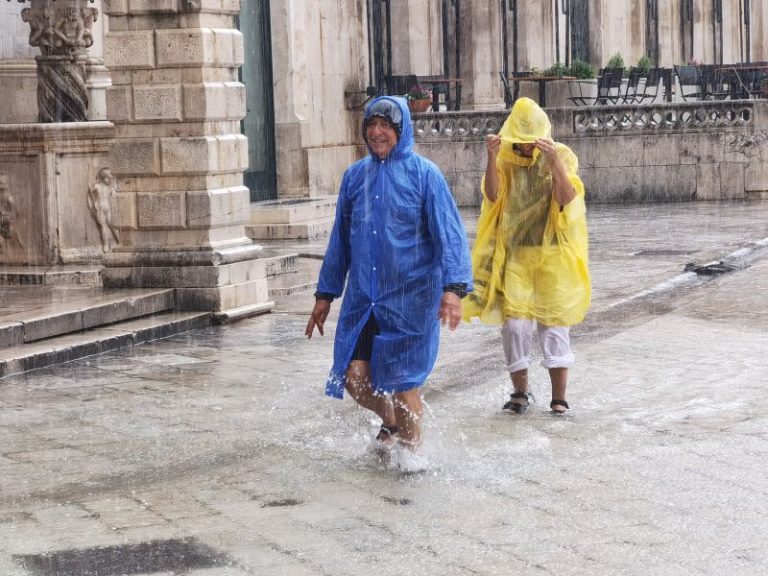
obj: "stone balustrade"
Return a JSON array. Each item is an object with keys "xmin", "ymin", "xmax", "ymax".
[{"xmin": 414, "ymin": 100, "xmax": 768, "ymax": 206}]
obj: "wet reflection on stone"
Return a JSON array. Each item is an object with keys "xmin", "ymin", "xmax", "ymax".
[{"xmin": 14, "ymin": 538, "xmax": 232, "ymax": 576}]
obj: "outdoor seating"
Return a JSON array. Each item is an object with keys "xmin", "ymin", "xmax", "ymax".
[
  {"xmin": 385, "ymin": 74, "xmax": 418, "ymax": 97},
  {"xmin": 569, "ymin": 68, "xmax": 623, "ymax": 106},
  {"xmin": 622, "ymin": 68, "xmax": 644, "ymax": 104},
  {"xmin": 674, "ymin": 65, "xmax": 705, "ymax": 101},
  {"xmin": 601, "ymin": 67, "xmax": 626, "ymax": 104},
  {"xmin": 418, "ymin": 74, "xmax": 462, "ymax": 111},
  {"xmin": 633, "ymin": 67, "xmax": 664, "ymax": 104},
  {"xmin": 567, "ymin": 77, "xmax": 594, "ymax": 106}
]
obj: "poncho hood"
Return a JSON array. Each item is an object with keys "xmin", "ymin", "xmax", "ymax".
[
  {"xmin": 363, "ymin": 96, "xmax": 414, "ymax": 160},
  {"xmin": 500, "ymin": 97, "xmax": 552, "ymax": 144},
  {"xmin": 497, "ymin": 97, "xmax": 552, "ymax": 166}
]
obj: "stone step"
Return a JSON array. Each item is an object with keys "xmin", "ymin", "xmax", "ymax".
[
  {"xmin": 250, "ymin": 197, "xmax": 337, "ymax": 225},
  {"xmin": 245, "ymin": 218, "xmax": 335, "ymax": 241},
  {"xmin": 0, "ymin": 265, "xmax": 103, "ymax": 287},
  {"xmin": 268, "ymin": 272, "xmax": 318, "ymax": 296},
  {"xmin": 267, "ymin": 257, "xmax": 322, "ymax": 296},
  {"xmin": 0, "ymin": 311, "xmax": 211, "ymax": 379},
  {"xmin": 0, "ymin": 287, "xmax": 176, "ymax": 348},
  {"xmin": 259, "ymin": 250, "xmax": 300, "ymax": 277}
]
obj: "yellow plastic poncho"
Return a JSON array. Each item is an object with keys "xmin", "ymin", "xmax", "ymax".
[{"xmin": 463, "ymin": 98, "xmax": 591, "ymax": 327}]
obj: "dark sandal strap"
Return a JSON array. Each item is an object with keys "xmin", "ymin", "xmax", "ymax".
[
  {"xmin": 503, "ymin": 392, "xmax": 529, "ymax": 413},
  {"xmin": 378, "ymin": 425, "xmax": 398, "ymax": 437},
  {"xmin": 550, "ymin": 399, "xmax": 570, "ymax": 410}
]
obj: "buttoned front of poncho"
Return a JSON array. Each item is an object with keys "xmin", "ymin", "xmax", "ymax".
[{"xmin": 318, "ymin": 96, "xmax": 473, "ymax": 398}]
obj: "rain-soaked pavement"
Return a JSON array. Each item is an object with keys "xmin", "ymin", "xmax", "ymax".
[{"xmin": 1, "ymin": 200, "xmax": 767, "ymax": 576}]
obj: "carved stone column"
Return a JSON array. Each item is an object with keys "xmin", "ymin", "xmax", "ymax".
[
  {"xmin": 18, "ymin": 0, "xmax": 98, "ymax": 122},
  {"xmin": 101, "ymin": 0, "xmax": 272, "ymax": 318}
]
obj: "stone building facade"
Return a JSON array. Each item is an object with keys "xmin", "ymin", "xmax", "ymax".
[{"xmin": 0, "ymin": 0, "xmax": 766, "ymax": 307}]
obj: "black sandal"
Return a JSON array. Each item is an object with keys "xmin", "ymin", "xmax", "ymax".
[
  {"xmin": 550, "ymin": 399, "xmax": 570, "ymax": 415},
  {"xmin": 376, "ymin": 425, "xmax": 398, "ymax": 442},
  {"xmin": 502, "ymin": 392, "xmax": 529, "ymax": 414}
]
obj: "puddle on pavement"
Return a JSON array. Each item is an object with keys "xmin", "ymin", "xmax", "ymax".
[{"xmin": 14, "ymin": 538, "xmax": 232, "ymax": 576}]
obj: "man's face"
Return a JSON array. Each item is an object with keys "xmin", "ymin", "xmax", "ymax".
[{"xmin": 365, "ymin": 117, "xmax": 398, "ymax": 159}]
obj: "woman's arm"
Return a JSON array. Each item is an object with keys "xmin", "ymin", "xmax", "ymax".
[
  {"xmin": 483, "ymin": 135, "xmax": 501, "ymax": 203},
  {"xmin": 535, "ymin": 138, "xmax": 576, "ymax": 207}
]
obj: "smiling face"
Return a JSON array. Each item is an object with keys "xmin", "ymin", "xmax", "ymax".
[{"xmin": 365, "ymin": 117, "xmax": 398, "ymax": 159}]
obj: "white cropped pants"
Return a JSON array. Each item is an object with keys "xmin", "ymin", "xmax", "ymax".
[{"xmin": 501, "ymin": 318, "xmax": 574, "ymax": 373}]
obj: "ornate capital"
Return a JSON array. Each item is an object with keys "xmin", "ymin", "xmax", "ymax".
[{"xmin": 18, "ymin": 1, "xmax": 98, "ymax": 58}]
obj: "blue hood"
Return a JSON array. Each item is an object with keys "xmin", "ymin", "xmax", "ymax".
[{"xmin": 362, "ymin": 96, "xmax": 414, "ymax": 159}]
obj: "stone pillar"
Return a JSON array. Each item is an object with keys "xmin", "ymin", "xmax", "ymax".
[
  {"xmin": 517, "ymin": 1, "xmax": 555, "ymax": 69},
  {"xmin": 270, "ymin": 0, "xmax": 310, "ymax": 198},
  {"xmin": 101, "ymin": 0, "xmax": 272, "ymax": 318},
  {"xmin": 388, "ymin": 0, "xmax": 442, "ymax": 75},
  {"xmin": 459, "ymin": 0, "xmax": 504, "ymax": 110}
]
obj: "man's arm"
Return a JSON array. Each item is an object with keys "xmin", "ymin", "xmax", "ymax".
[
  {"xmin": 305, "ymin": 295, "xmax": 331, "ymax": 338},
  {"xmin": 306, "ymin": 171, "xmax": 353, "ymax": 337},
  {"xmin": 438, "ymin": 291, "xmax": 462, "ymax": 330},
  {"xmin": 440, "ymin": 282, "xmax": 469, "ymax": 330}
]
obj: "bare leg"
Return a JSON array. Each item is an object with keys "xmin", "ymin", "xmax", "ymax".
[
  {"xmin": 548, "ymin": 367, "xmax": 568, "ymax": 412},
  {"xmin": 508, "ymin": 369, "xmax": 529, "ymax": 407},
  {"xmin": 344, "ymin": 360, "xmax": 395, "ymax": 426},
  {"xmin": 393, "ymin": 389, "xmax": 423, "ymax": 448}
]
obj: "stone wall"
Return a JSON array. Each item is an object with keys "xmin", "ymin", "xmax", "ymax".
[
  {"xmin": 414, "ymin": 100, "xmax": 768, "ymax": 206},
  {"xmin": 0, "ymin": 122, "xmax": 115, "ymax": 265},
  {"xmin": 270, "ymin": 0, "xmax": 368, "ymax": 198}
]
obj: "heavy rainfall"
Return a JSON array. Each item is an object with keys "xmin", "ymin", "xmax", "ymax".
[{"xmin": 0, "ymin": 1, "xmax": 767, "ymax": 576}]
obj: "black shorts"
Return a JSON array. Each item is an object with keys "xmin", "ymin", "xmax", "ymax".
[{"xmin": 351, "ymin": 315, "xmax": 380, "ymax": 362}]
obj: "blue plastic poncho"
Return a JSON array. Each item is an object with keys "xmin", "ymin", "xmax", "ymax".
[{"xmin": 318, "ymin": 96, "xmax": 473, "ymax": 398}]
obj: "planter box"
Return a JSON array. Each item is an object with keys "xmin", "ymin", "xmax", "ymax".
[{"xmin": 518, "ymin": 78, "xmax": 597, "ymax": 108}]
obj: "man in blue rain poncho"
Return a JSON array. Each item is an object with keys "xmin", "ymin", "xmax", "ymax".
[{"xmin": 306, "ymin": 96, "xmax": 472, "ymax": 469}]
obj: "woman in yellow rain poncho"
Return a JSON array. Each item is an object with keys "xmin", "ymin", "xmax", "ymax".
[{"xmin": 463, "ymin": 98, "xmax": 590, "ymax": 415}]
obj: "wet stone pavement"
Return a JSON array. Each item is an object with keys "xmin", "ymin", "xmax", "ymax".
[{"xmin": 1, "ymin": 201, "xmax": 768, "ymax": 576}]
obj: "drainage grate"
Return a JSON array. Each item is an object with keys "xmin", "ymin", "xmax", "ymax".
[
  {"xmin": 683, "ymin": 260, "xmax": 739, "ymax": 276},
  {"xmin": 632, "ymin": 249, "xmax": 697, "ymax": 256},
  {"xmin": 14, "ymin": 538, "xmax": 232, "ymax": 576}
]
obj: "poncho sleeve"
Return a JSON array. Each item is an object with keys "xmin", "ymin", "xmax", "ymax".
[
  {"xmin": 316, "ymin": 171, "xmax": 352, "ymax": 297},
  {"xmin": 424, "ymin": 166, "xmax": 474, "ymax": 290},
  {"xmin": 552, "ymin": 144, "xmax": 586, "ymax": 231}
]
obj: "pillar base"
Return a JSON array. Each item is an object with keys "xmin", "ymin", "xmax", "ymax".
[{"xmin": 102, "ymin": 243, "xmax": 274, "ymax": 315}]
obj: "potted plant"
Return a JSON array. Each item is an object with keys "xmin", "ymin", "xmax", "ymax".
[
  {"xmin": 569, "ymin": 58, "xmax": 596, "ymax": 79},
  {"xmin": 407, "ymin": 84, "xmax": 433, "ymax": 113}
]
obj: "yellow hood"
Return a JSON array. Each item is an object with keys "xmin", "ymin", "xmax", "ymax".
[{"xmin": 499, "ymin": 97, "xmax": 552, "ymax": 145}]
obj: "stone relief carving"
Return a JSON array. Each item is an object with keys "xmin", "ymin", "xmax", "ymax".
[
  {"xmin": 87, "ymin": 168, "xmax": 120, "ymax": 252},
  {"xmin": 21, "ymin": 5, "xmax": 98, "ymax": 56},
  {"xmin": 0, "ymin": 175, "xmax": 24, "ymax": 254},
  {"xmin": 18, "ymin": 2, "xmax": 99, "ymax": 122},
  {"xmin": 21, "ymin": 6, "xmax": 54, "ymax": 52},
  {"xmin": 727, "ymin": 132, "xmax": 768, "ymax": 158},
  {"xmin": 53, "ymin": 7, "xmax": 96, "ymax": 51}
]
